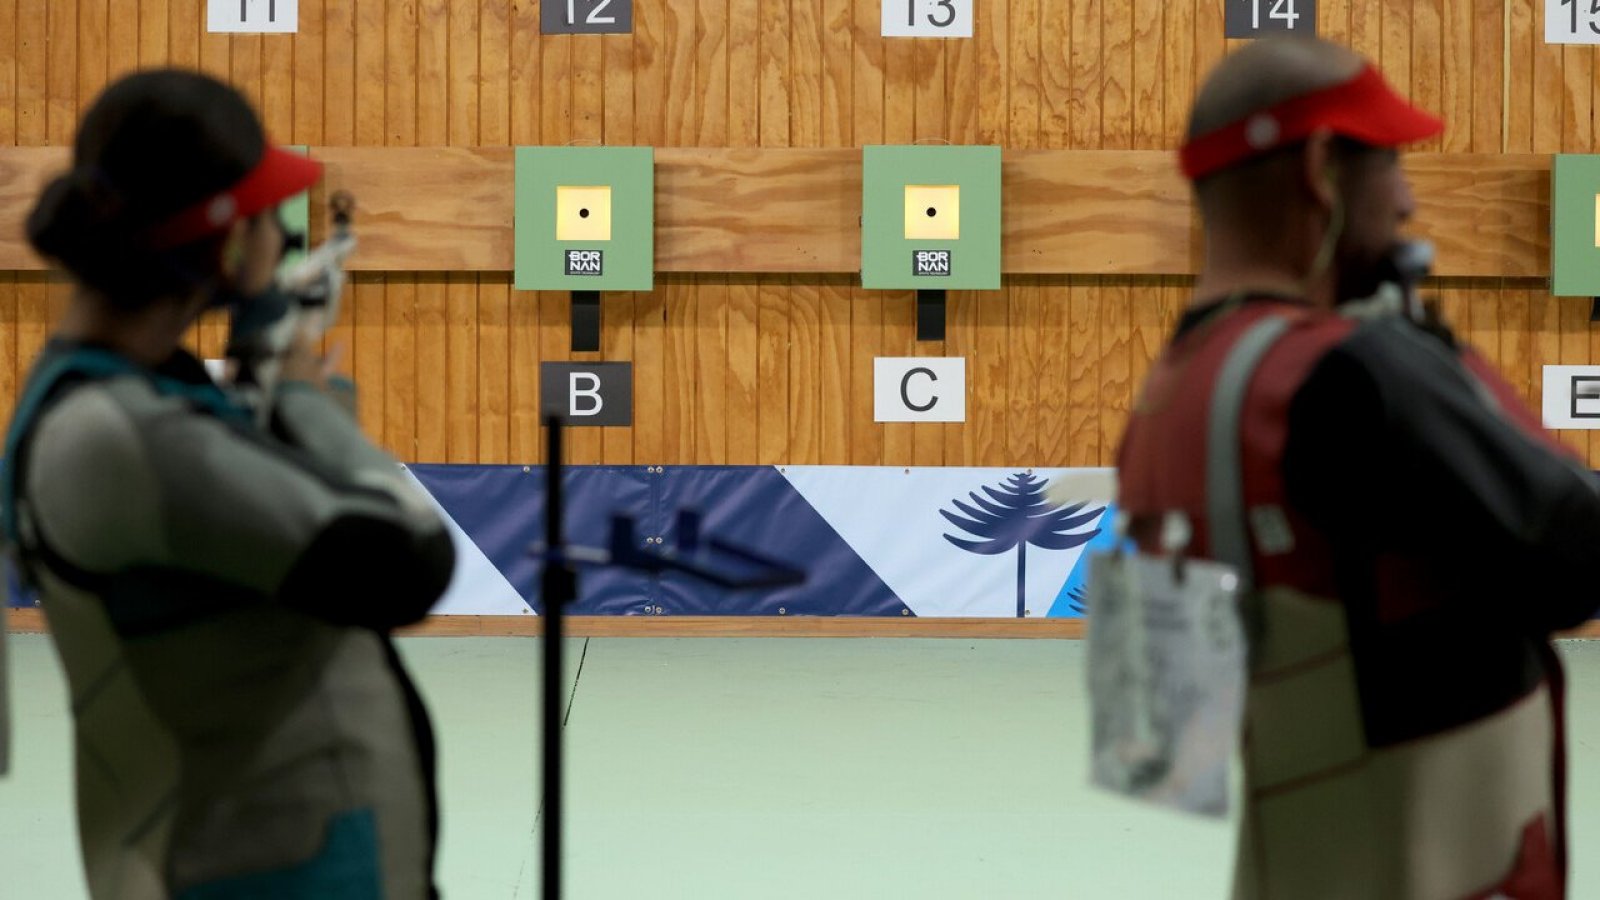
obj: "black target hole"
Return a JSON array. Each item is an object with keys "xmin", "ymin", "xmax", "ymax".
[
  {"xmin": 926, "ymin": 207, "xmax": 938, "ymax": 217},
  {"xmin": 579, "ymin": 208, "xmax": 591, "ymax": 218}
]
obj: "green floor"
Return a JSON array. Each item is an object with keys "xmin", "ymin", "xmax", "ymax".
[{"xmin": 6, "ymin": 634, "xmax": 1600, "ymax": 898}]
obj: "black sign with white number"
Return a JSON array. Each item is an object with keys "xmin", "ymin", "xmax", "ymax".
[
  {"xmin": 1225, "ymin": 0, "xmax": 1315, "ymax": 37},
  {"xmin": 540, "ymin": 362, "xmax": 633, "ymax": 426},
  {"xmin": 565, "ymin": 249, "xmax": 604, "ymax": 276},
  {"xmin": 913, "ymin": 250, "xmax": 952, "ymax": 277},
  {"xmin": 541, "ymin": 0, "xmax": 632, "ymax": 34}
]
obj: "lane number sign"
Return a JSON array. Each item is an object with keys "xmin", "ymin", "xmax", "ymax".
[
  {"xmin": 882, "ymin": 0, "xmax": 972, "ymax": 38},
  {"xmin": 542, "ymin": 0, "xmax": 633, "ymax": 34},
  {"xmin": 1225, "ymin": 0, "xmax": 1316, "ymax": 38},
  {"xmin": 207, "ymin": 0, "xmax": 297, "ymax": 33},
  {"xmin": 1549, "ymin": 0, "xmax": 1600, "ymax": 44}
]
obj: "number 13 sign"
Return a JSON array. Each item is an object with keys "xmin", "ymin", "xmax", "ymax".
[{"xmin": 882, "ymin": 0, "xmax": 972, "ymax": 38}]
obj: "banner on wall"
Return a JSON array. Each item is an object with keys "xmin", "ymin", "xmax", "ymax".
[
  {"xmin": 401, "ymin": 464, "xmax": 1117, "ymax": 618},
  {"xmin": 3, "ymin": 465, "xmax": 1118, "ymax": 619}
]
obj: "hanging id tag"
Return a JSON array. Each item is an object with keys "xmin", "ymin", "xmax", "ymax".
[{"xmin": 1085, "ymin": 550, "xmax": 1247, "ymax": 817}]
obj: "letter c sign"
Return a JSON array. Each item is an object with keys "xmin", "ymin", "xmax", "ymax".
[{"xmin": 875, "ymin": 358, "xmax": 965, "ymax": 423}]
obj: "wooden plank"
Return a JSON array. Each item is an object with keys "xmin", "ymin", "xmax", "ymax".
[
  {"xmin": 1036, "ymin": 280, "xmax": 1072, "ymax": 468},
  {"xmin": 509, "ymin": 0, "xmax": 540, "ymax": 146},
  {"xmin": 1506, "ymin": 0, "xmax": 1533, "ymax": 153},
  {"xmin": 323, "ymin": 0, "xmax": 353, "ymax": 146},
  {"xmin": 448, "ymin": 0, "xmax": 480, "ymax": 148},
  {"xmin": 0, "ymin": 0, "xmax": 16, "ymax": 147},
  {"xmin": 1411, "ymin": 0, "xmax": 1443, "ymax": 152},
  {"xmin": 1471, "ymin": 0, "xmax": 1505, "ymax": 154},
  {"xmin": 971, "ymin": 284, "xmax": 1007, "ymax": 466},
  {"xmin": 757, "ymin": 275, "xmax": 790, "ymax": 464},
  {"xmin": 1130, "ymin": 0, "xmax": 1162, "ymax": 150},
  {"xmin": 480, "ymin": 0, "xmax": 510, "ymax": 146},
  {"xmin": 16, "ymin": 0, "xmax": 46, "ymax": 145},
  {"xmin": 76, "ymin": 0, "xmax": 108, "ymax": 110},
  {"xmin": 848, "ymin": 285, "xmax": 883, "ymax": 466},
  {"xmin": 46, "ymin": 0, "xmax": 76, "ymax": 145},
  {"xmin": 1531, "ymin": 3, "xmax": 1564, "ymax": 155},
  {"xmin": 631, "ymin": 287, "xmax": 666, "ymax": 465},
  {"xmin": 725, "ymin": 276, "xmax": 760, "ymax": 464},
  {"xmin": 693, "ymin": 278, "xmax": 730, "ymax": 464},
  {"xmin": 259, "ymin": 8, "xmax": 292, "ymax": 138},
  {"xmin": 477, "ymin": 277, "xmax": 510, "ymax": 464},
  {"xmin": 1438, "ymin": 0, "xmax": 1471, "ymax": 153},
  {"xmin": 1102, "ymin": 0, "xmax": 1135, "ymax": 152},
  {"xmin": 880, "ymin": 289, "xmax": 913, "ymax": 466},
  {"xmin": 415, "ymin": 274, "xmax": 449, "ymax": 462},
  {"xmin": 1067, "ymin": 280, "xmax": 1099, "ymax": 467},
  {"xmin": 106, "ymin": 0, "xmax": 139, "ymax": 81},
  {"xmin": 1068, "ymin": 0, "xmax": 1101, "ymax": 150},
  {"xmin": 381, "ymin": 0, "xmax": 417, "ymax": 461},
  {"xmin": 818, "ymin": 276, "xmax": 851, "ymax": 465},
  {"xmin": 1099, "ymin": 280, "xmax": 1132, "ymax": 463},
  {"xmin": 1348, "ymin": 0, "xmax": 1382, "ymax": 62},
  {"xmin": 447, "ymin": 274, "xmax": 479, "ymax": 463},
  {"xmin": 1007, "ymin": 277, "xmax": 1041, "ymax": 464},
  {"xmin": 600, "ymin": 292, "xmax": 636, "ymax": 466},
  {"xmin": 1162, "ymin": 0, "xmax": 1195, "ymax": 148},
  {"xmin": 1010, "ymin": 0, "xmax": 1041, "ymax": 148},
  {"xmin": 508, "ymin": 283, "xmax": 542, "ymax": 464},
  {"xmin": 0, "ymin": 149, "xmax": 1559, "ymax": 278},
  {"xmin": 662, "ymin": 0, "xmax": 694, "ymax": 146},
  {"xmin": 632, "ymin": 0, "xmax": 665, "ymax": 146},
  {"xmin": 1380, "ymin": 0, "xmax": 1410, "ymax": 107},
  {"xmin": 695, "ymin": 0, "xmax": 729, "ymax": 146},
  {"xmin": 290, "ymin": 0, "xmax": 322, "ymax": 144},
  {"xmin": 661, "ymin": 276, "xmax": 696, "ymax": 463},
  {"xmin": 787, "ymin": 279, "xmax": 821, "ymax": 465}
]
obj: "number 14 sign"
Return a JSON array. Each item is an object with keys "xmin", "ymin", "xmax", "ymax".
[
  {"xmin": 1225, "ymin": 0, "xmax": 1316, "ymax": 38},
  {"xmin": 882, "ymin": 0, "xmax": 972, "ymax": 38},
  {"xmin": 1549, "ymin": 0, "xmax": 1600, "ymax": 44}
]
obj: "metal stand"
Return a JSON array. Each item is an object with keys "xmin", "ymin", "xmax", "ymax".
[{"xmin": 535, "ymin": 415, "xmax": 804, "ymax": 900}]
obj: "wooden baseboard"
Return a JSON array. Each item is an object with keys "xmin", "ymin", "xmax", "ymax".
[{"xmin": 10, "ymin": 608, "xmax": 1600, "ymax": 640}]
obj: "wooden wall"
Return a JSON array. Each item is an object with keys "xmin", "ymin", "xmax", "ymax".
[{"xmin": 0, "ymin": 0, "xmax": 1597, "ymax": 467}]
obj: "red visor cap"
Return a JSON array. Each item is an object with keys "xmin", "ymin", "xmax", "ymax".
[
  {"xmin": 145, "ymin": 145, "xmax": 324, "ymax": 249},
  {"xmin": 1179, "ymin": 64, "xmax": 1443, "ymax": 182}
]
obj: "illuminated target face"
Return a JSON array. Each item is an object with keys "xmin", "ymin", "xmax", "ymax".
[
  {"xmin": 903, "ymin": 185, "xmax": 960, "ymax": 240},
  {"xmin": 556, "ymin": 186, "xmax": 613, "ymax": 242}
]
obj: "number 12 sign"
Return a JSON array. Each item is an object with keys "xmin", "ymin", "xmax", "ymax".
[
  {"xmin": 1225, "ymin": 0, "xmax": 1316, "ymax": 38},
  {"xmin": 541, "ymin": 0, "xmax": 632, "ymax": 34},
  {"xmin": 883, "ymin": 0, "xmax": 972, "ymax": 38}
]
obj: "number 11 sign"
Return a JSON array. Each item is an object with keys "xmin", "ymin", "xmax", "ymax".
[{"xmin": 882, "ymin": 0, "xmax": 972, "ymax": 38}]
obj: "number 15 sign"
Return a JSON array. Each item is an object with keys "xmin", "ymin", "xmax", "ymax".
[
  {"xmin": 1549, "ymin": 0, "xmax": 1600, "ymax": 44},
  {"xmin": 883, "ymin": 0, "xmax": 972, "ymax": 38}
]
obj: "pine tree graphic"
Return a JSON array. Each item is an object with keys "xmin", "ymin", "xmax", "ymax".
[{"xmin": 940, "ymin": 473, "xmax": 1105, "ymax": 618}]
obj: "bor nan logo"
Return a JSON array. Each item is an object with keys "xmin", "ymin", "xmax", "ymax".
[
  {"xmin": 913, "ymin": 249, "xmax": 952, "ymax": 276},
  {"xmin": 565, "ymin": 249, "xmax": 604, "ymax": 276}
]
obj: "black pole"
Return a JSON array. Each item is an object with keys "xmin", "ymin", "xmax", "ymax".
[{"xmin": 541, "ymin": 415, "xmax": 572, "ymax": 900}]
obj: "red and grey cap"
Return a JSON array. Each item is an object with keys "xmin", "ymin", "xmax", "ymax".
[
  {"xmin": 1178, "ymin": 63, "xmax": 1443, "ymax": 182},
  {"xmin": 143, "ymin": 144, "xmax": 323, "ymax": 248}
]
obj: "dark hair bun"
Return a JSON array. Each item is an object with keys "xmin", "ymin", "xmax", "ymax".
[{"xmin": 26, "ymin": 69, "xmax": 267, "ymax": 310}]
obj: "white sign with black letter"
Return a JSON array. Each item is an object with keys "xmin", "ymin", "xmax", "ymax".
[
  {"xmin": 1543, "ymin": 365, "xmax": 1600, "ymax": 428},
  {"xmin": 882, "ymin": 0, "xmax": 972, "ymax": 38},
  {"xmin": 875, "ymin": 357, "xmax": 965, "ymax": 423},
  {"xmin": 540, "ymin": 362, "xmax": 633, "ymax": 426},
  {"xmin": 208, "ymin": 0, "xmax": 298, "ymax": 33},
  {"xmin": 1548, "ymin": 0, "xmax": 1600, "ymax": 44}
]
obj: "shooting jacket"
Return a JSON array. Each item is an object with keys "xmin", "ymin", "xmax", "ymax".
[
  {"xmin": 1117, "ymin": 297, "xmax": 1600, "ymax": 900},
  {"xmin": 1, "ymin": 342, "xmax": 454, "ymax": 900}
]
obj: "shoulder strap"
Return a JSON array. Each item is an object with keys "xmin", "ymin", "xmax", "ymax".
[{"xmin": 1205, "ymin": 314, "xmax": 1294, "ymax": 590}]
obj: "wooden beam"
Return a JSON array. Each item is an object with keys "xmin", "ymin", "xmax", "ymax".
[
  {"xmin": 0, "ymin": 147, "xmax": 1555, "ymax": 278},
  {"xmin": 11, "ymin": 607, "xmax": 1600, "ymax": 641}
]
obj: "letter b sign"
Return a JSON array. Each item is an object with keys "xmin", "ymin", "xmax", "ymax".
[{"xmin": 540, "ymin": 362, "xmax": 633, "ymax": 426}]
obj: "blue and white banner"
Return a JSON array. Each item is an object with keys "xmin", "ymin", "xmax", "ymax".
[{"xmin": 5, "ymin": 465, "xmax": 1120, "ymax": 619}]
